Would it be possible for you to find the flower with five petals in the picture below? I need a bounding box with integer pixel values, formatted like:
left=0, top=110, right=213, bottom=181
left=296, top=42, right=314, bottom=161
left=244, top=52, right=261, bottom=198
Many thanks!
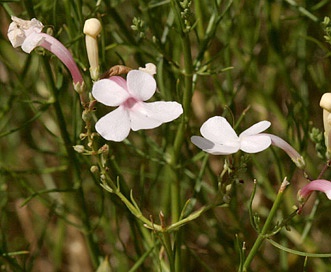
left=191, top=116, right=271, bottom=155
left=92, top=69, right=183, bottom=142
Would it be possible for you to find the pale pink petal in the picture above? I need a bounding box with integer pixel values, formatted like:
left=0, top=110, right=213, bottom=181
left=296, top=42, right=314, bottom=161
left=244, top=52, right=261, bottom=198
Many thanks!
left=129, top=101, right=182, bottom=131
left=191, top=136, right=240, bottom=155
left=21, top=32, right=44, bottom=53
left=126, top=70, right=156, bottom=101
left=95, top=107, right=131, bottom=142
left=239, top=121, right=271, bottom=137
left=240, top=134, right=271, bottom=153
left=92, top=77, right=130, bottom=106
left=200, top=116, right=238, bottom=145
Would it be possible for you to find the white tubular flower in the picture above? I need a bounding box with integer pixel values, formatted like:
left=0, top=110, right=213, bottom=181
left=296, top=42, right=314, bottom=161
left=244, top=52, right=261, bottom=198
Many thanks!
left=92, top=69, right=183, bottom=142
left=7, top=16, right=83, bottom=86
left=83, top=18, right=102, bottom=81
left=191, top=116, right=271, bottom=155
left=320, top=93, right=331, bottom=158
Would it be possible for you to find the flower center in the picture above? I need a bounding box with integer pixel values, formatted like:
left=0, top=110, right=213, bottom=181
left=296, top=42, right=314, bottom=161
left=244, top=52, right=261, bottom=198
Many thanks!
left=123, top=97, right=138, bottom=109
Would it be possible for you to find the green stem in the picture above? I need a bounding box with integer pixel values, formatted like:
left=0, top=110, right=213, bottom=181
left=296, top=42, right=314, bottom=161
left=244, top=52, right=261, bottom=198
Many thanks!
left=242, top=178, right=289, bottom=271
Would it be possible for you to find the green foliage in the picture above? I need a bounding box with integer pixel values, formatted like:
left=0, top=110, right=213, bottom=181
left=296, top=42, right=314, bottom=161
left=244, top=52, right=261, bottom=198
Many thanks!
left=1, top=0, right=331, bottom=271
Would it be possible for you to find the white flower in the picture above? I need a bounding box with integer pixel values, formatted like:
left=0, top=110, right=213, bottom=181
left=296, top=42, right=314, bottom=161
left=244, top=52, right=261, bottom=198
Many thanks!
left=92, top=70, right=183, bottom=142
left=191, top=116, right=271, bottom=155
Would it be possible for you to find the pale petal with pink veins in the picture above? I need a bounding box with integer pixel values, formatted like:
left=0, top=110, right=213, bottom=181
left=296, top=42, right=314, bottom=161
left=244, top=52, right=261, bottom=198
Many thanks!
left=92, top=77, right=130, bottom=107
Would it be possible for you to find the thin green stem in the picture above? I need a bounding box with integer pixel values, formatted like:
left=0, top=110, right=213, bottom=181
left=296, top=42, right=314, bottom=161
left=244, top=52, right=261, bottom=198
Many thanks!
left=242, top=178, right=289, bottom=271
left=42, top=59, right=100, bottom=268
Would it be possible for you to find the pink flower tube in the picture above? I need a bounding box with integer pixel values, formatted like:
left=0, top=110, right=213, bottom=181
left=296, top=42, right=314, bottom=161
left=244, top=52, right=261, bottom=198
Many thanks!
left=8, top=16, right=83, bottom=86
left=298, top=179, right=331, bottom=201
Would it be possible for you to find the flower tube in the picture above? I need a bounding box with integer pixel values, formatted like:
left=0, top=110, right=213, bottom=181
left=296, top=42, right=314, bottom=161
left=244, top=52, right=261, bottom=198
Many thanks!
left=260, top=133, right=305, bottom=169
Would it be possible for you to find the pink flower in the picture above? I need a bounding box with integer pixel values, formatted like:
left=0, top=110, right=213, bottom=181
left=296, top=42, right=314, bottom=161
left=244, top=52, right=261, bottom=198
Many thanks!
left=191, top=116, right=272, bottom=155
left=8, top=16, right=83, bottom=85
left=92, top=70, right=183, bottom=142
left=298, top=179, right=331, bottom=201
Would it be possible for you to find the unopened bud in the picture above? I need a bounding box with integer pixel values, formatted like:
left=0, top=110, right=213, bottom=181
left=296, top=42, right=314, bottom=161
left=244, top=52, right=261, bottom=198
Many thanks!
left=83, top=18, right=102, bottom=81
left=90, top=165, right=99, bottom=173
left=73, top=145, right=85, bottom=153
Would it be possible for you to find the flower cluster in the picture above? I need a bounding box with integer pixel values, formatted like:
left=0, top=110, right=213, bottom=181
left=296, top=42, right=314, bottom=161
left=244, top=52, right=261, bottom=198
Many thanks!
left=11, top=16, right=323, bottom=204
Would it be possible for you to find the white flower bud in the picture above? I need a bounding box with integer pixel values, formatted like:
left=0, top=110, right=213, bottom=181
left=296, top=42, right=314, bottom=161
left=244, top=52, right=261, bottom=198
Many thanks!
left=83, top=18, right=102, bottom=81
left=320, top=93, right=331, bottom=157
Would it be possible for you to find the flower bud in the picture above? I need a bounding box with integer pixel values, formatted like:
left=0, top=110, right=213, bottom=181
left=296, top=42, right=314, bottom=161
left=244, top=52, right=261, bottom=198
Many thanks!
left=90, top=165, right=99, bottom=173
left=83, top=18, right=102, bottom=81
left=320, top=93, right=331, bottom=158
left=73, top=145, right=85, bottom=153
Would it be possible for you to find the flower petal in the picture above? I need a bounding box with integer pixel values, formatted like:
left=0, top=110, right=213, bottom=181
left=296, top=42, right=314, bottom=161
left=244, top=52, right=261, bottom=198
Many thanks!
left=92, top=77, right=130, bottom=106
left=8, top=17, right=44, bottom=49
left=21, top=32, right=44, bottom=53
left=127, top=70, right=156, bottom=101
left=95, top=107, right=131, bottom=142
left=240, top=134, right=271, bottom=153
left=239, top=121, right=271, bottom=137
left=191, top=136, right=240, bottom=155
left=200, top=116, right=238, bottom=145
left=129, top=101, right=182, bottom=131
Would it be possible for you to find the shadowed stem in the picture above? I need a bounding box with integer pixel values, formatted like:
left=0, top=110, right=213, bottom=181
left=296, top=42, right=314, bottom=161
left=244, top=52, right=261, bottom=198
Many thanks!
left=42, top=59, right=100, bottom=268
